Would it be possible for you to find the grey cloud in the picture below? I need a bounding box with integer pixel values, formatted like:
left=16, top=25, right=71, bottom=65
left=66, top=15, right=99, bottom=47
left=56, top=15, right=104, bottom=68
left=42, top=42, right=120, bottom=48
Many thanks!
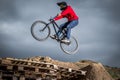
left=106, top=51, right=120, bottom=67
left=94, top=0, right=120, bottom=23
left=0, top=0, right=19, bottom=22
left=69, top=0, right=120, bottom=23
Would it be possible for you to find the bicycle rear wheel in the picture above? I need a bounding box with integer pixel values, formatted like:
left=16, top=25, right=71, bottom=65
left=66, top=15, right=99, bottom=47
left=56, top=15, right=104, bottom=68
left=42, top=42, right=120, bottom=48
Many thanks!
left=60, top=36, right=79, bottom=54
left=31, top=20, right=50, bottom=41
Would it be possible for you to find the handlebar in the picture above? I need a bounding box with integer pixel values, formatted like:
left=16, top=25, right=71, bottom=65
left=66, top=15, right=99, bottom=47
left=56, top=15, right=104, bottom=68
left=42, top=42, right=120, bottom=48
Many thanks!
left=49, top=14, right=58, bottom=22
left=48, top=19, right=54, bottom=24
left=49, top=18, right=55, bottom=23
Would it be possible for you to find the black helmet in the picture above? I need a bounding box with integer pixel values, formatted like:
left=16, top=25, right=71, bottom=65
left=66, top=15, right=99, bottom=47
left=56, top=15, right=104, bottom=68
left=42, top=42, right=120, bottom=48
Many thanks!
left=57, top=1, right=67, bottom=6
left=57, top=1, right=67, bottom=10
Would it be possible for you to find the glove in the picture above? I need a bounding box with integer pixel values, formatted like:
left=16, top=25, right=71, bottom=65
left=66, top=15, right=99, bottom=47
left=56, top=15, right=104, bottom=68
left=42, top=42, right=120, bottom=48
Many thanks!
left=49, top=18, right=54, bottom=22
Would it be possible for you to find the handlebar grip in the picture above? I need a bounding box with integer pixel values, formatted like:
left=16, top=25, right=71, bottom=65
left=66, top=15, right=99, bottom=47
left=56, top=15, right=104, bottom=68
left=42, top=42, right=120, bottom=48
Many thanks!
left=49, top=18, right=55, bottom=23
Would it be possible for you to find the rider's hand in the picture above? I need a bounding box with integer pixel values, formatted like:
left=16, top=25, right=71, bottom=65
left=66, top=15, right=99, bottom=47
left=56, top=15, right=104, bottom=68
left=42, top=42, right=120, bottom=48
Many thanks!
left=49, top=18, right=54, bottom=22
left=58, top=13, right=61, bottom=16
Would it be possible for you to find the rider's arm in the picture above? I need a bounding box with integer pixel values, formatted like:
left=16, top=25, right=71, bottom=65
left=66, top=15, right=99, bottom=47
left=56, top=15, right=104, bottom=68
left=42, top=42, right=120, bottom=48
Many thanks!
left=54, top=13, right=63, bottom=21
left=54, top=7, right=69, bottom=21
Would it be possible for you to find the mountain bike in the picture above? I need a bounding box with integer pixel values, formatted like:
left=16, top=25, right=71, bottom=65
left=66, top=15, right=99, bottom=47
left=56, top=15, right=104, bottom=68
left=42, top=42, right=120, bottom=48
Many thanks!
left=31, top=18, right=79, bottom=54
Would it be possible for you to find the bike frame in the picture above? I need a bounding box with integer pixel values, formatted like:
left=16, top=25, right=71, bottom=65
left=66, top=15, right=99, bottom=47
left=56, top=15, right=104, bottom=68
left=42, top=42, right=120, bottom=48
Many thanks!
left=51, top=21, right=59, bottom=35
left=43, top=20, right=66, bottom=40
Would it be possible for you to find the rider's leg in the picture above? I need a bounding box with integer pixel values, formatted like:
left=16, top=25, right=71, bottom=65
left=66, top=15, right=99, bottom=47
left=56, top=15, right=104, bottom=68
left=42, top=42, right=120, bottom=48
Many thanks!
left=67, top=20, right=78, bottom=39
left=61, top=20, right=78, bottom=42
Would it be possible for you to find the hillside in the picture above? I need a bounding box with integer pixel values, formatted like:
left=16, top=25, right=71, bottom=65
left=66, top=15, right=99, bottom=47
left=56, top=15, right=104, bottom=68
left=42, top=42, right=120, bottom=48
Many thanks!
left=105, top=66, right=120, bottom=80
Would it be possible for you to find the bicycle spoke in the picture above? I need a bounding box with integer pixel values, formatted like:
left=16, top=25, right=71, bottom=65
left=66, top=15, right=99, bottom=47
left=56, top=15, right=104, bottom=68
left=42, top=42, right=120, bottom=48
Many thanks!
left=31, top=21, right=50, bottom=41
left=60, top=36, right=79, bottom=54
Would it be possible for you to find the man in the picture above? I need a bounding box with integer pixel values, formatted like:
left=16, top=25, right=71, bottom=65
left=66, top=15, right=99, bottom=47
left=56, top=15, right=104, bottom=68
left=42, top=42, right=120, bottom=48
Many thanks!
left=51, top=1, right=79, bottom=43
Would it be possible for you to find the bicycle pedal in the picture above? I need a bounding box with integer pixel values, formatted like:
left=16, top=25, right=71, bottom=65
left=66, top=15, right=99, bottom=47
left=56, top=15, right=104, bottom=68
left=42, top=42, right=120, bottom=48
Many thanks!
left=50, top=36, right=55, bottom=39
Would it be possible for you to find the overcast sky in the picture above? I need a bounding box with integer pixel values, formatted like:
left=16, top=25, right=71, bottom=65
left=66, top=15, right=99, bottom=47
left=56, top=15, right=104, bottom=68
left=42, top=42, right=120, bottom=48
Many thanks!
left=0, top=0, right=120, bottom=67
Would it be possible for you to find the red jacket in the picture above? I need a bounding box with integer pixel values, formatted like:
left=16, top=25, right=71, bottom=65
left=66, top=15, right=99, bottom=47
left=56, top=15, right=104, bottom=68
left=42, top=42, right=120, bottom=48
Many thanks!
left=54, top=6, right=79, bottom=21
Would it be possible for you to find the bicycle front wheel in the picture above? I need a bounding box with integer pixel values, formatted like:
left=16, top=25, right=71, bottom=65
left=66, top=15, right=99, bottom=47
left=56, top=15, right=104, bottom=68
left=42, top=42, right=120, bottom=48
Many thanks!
left=31, top=20, right=50, bottom=41
left=60, top=36, right=79, bottom=54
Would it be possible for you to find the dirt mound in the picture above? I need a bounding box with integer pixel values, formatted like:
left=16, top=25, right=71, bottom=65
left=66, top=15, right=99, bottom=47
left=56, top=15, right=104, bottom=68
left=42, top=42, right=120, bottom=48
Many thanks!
left=26, top=56, right=114, bottom=80
left=76, top=60, right=114, bottom=80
